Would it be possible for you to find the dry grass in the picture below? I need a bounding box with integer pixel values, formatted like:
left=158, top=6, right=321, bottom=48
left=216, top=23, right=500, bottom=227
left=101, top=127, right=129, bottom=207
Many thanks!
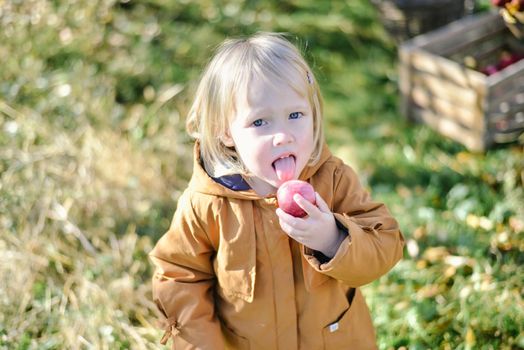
left=1, top=0, right=523, bottom=349
left=0, top=98, right=191, bottom=348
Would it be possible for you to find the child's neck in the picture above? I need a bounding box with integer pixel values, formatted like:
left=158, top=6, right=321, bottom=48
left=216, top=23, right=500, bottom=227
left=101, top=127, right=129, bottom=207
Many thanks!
left=243, top=176, right=277, bottom=197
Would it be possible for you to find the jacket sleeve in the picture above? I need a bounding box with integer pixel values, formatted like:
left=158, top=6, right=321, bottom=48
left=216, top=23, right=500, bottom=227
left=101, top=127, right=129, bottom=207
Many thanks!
left=305, top=162, right=405, bottom=287
left=149, top=191, right=224, bottom=349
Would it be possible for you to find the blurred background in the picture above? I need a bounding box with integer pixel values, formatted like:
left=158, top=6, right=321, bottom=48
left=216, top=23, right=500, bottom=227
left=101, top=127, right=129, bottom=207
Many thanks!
left=0, top=0, right=522, bottom=349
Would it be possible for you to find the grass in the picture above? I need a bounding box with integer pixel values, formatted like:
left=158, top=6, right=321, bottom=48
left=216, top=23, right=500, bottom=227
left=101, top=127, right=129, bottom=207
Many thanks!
left=1, top=0, right=523, bottom=349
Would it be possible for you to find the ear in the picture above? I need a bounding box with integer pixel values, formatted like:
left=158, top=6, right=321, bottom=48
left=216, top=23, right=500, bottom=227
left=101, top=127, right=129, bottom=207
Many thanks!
left=221, top=130, right=235, bottom=147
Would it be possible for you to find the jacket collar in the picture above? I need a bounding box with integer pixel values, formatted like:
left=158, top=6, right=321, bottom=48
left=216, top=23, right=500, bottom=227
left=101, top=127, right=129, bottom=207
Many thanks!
left=188, top=141, right=332, bottom=200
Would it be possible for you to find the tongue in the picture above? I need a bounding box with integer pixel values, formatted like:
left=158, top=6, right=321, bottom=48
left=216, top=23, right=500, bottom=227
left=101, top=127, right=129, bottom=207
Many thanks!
left=274, top=156, right=296, bottom=182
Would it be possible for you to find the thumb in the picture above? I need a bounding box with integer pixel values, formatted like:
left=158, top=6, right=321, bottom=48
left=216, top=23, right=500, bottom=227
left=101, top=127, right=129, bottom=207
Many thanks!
left=314, top=192, right=331, bottom=213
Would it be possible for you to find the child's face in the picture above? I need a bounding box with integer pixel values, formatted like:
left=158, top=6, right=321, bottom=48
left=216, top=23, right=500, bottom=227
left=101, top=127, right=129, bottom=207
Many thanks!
left=223, top=78, right=315, bottom=195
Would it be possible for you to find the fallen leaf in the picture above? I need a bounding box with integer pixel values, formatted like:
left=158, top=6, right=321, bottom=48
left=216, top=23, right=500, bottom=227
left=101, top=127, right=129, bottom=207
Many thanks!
left=423, top=246, right=449, bottom=262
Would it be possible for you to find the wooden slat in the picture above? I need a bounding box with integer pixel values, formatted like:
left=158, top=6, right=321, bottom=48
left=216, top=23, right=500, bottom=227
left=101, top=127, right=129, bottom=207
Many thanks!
left=410, top=86, right=485, bottom=131
left=441, top=27, right=508, bottom=62
left=448, top=31, right=507, bottom=64
left=407, top=48, right=486, bottom=91
left=487, top=86, right=524, bottom=114
left=487, top=59, right=524, bottom=94
left=492, top=130, right=524, bottom=143
left=411, top=72, right=481, bottom=107
left=488, top=109, right=524, bottom=132
left=401, top=12, right=504, bottom=55
left=411, top=106, right=486, bottom=151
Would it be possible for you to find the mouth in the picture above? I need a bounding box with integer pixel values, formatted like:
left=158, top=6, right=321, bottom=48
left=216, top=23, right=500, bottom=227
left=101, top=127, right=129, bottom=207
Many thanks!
left=272, top=153, right=294, bottom=164
left=272, top=154, right=296, bottom=182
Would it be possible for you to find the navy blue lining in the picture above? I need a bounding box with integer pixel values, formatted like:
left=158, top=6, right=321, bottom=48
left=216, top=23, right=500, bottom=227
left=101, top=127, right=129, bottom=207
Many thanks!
left=211, top=174, right=251, bottom=191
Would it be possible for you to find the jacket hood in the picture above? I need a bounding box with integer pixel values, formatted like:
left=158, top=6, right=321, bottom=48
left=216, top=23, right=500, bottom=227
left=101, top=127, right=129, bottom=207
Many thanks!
left=188, top=141, right=332, bottom=200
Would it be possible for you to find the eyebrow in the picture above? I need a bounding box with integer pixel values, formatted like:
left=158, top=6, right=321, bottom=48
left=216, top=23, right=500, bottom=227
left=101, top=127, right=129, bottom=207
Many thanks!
left=245, top=105, right=309, bottom=120
left=286, top=104, right=309, bottom=112
left=245, top=108, right=269, bottom=121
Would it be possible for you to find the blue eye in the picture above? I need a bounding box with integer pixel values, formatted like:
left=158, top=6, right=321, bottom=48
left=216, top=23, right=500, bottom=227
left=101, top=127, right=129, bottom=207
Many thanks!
left=289, top=112, right=303, bottom=119
left=252, top=119, right=264, bottom=127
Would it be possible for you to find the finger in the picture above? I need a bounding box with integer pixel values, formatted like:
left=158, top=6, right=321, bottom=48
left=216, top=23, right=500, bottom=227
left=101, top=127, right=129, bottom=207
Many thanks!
left=276, top=213, right=304, bottom=238
left=276, top=208, right=309, bottom=231
left=276, top=207, right=296, bottom=221
left=293, top=194, right=320, bottom=218
left=277, top=219, right=295, bottom=236
left=314, top=192, right=331, bottom=213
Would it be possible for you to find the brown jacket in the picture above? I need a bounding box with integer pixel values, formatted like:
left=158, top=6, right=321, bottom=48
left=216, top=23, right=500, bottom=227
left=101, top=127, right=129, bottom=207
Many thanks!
left=150, top=143, right=405, bottom=350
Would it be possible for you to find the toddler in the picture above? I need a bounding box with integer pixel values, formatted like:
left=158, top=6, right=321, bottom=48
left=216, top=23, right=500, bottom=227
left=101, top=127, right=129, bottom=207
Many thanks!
left=150, top=32, right=405, bottom=350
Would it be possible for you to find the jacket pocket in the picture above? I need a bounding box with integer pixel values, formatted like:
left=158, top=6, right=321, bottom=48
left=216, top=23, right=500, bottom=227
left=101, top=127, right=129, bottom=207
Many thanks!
left=222, top=324, right=250, bottom=350
left=322, top=288, right=377, bottom=350
left=321, top=304, right=353, bottom=350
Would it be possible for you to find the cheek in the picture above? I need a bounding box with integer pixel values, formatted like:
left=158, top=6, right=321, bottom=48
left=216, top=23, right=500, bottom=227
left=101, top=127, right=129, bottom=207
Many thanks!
left=242, top=139, right=270, bottom=167
left=297, top=119, right=314, bottom=140
left=234, top=133, right=266, bottom=159
left=298, top=122, right=315, bottom=157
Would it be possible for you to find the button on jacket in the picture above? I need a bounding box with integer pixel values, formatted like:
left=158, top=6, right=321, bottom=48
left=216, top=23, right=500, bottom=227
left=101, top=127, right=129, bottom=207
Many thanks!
left=150, top=143, right=405, bottom=349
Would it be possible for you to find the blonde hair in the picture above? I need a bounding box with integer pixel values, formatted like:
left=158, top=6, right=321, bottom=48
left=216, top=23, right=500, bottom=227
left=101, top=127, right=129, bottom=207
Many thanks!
left=186, top=32, right=324, bottom=177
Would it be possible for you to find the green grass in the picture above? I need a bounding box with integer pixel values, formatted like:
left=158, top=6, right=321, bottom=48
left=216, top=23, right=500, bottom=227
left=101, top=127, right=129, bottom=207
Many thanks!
left=1, top=0, right=523, bottom=349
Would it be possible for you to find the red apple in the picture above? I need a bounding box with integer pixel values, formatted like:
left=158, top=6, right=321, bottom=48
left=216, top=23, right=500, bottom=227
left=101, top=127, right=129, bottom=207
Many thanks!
left=481, top=64, right=499, bottom=76
left=277, top=180, right=316, bottom=218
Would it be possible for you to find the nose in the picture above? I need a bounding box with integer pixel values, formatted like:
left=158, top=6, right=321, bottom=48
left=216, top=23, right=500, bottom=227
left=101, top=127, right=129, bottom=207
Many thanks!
left=273, top=129, right=294, bottom=146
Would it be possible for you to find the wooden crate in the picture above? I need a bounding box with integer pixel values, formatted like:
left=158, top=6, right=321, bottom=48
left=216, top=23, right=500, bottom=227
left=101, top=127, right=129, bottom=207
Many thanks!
left=399, top=11, right=524, bottom=151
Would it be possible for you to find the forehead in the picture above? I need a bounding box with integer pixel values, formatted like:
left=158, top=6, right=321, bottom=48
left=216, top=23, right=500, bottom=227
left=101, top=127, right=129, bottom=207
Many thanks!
left=248, top=79, right=306, bottom=106
left=237, top=68, right=308, bottom=105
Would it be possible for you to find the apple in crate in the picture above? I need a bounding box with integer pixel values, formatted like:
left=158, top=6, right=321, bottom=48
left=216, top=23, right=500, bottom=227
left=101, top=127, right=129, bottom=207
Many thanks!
left=277, top=180, right=316, bottom=217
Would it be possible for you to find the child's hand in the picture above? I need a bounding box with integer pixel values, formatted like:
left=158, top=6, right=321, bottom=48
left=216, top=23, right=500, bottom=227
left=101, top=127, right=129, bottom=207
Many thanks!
left=276, top=192, right=346, bottom=258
